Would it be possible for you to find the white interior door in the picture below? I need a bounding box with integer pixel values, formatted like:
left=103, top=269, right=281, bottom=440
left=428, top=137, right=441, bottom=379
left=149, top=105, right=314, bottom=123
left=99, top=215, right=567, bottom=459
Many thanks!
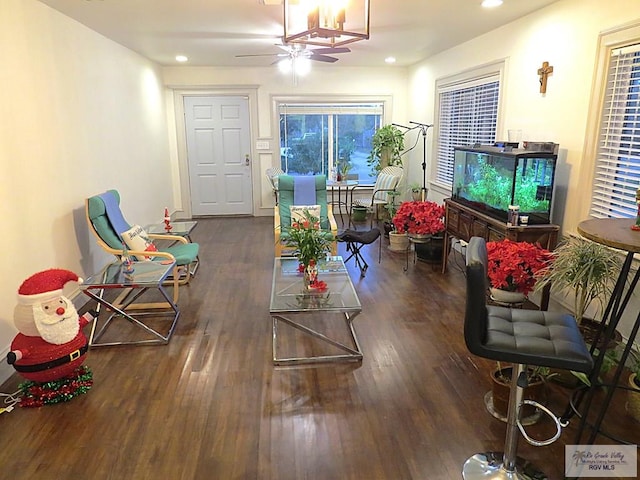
left=184, top=96, right=252, bottom=216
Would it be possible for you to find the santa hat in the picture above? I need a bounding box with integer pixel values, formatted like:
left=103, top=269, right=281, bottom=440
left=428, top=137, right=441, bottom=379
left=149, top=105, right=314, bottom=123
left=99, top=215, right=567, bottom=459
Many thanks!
left=16, top=269, right=83, bottom=306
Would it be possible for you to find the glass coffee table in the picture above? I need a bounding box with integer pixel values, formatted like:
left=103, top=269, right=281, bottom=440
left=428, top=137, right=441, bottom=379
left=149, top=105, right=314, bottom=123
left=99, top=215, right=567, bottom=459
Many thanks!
left=270, top=256, right=363, bottom=366
left=81, top=260, right=180, bottom=347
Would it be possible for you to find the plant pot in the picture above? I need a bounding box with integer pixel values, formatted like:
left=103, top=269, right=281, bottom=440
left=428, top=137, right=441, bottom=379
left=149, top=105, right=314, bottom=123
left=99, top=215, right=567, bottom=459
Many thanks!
left=626, top=373, right=640, bottom=423
left=489, top=367, right=545, bottom=420
left=351, top=206, right=368, bottom=223
left=388, top=231, right=409, bottom=252
left=489, top=287, right=526, bottom=304
left=578, top=317, right=623, bottom=351
left=415, top=234, right=444, bottom=264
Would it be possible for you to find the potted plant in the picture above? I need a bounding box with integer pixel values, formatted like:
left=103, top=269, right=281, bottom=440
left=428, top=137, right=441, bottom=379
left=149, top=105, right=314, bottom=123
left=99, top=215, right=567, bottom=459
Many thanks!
left=408, top=183, right=423, bottom=201
left=392, top=201, right=445, bottom=237
left=534, top=236, right=622, bottom=340
left=627, top=353, right=640, bottom=423
left=282, top=210, right=333, bottom=290
left=366, top=125, right=405, bottom=175
left=486, top=239, right=552, bottom=304
left=488, top=363, right=556, bottom=421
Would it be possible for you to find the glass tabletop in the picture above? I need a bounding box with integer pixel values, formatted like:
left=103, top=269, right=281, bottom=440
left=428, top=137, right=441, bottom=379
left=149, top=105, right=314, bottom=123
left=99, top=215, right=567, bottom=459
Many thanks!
left=82, top=260, right=175, bottom=288
left=270, top=256, right=361, bottom=313
left=146, top=220, right=198, bottom=236
left=327, top=180, right=359, bottom=188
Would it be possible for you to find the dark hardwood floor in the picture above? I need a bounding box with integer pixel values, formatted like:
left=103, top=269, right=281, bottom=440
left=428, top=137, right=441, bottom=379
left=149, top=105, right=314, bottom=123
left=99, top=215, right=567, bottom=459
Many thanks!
left=1, top=216, right=637, bottom=479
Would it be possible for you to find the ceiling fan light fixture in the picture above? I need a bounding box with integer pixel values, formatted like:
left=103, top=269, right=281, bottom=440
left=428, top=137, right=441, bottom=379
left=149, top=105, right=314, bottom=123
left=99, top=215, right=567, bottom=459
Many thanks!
left=295, top=57, right=312, bottom=76
left=481, top=0, right=503, bottom=8
left=284, top=0, right=370, bottom=48
left=278, top=58, right=293, bottom=73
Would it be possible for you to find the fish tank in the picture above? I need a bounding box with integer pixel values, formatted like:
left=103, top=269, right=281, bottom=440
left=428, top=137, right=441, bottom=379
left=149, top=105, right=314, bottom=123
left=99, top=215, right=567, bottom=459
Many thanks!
left=452, top=145, right=558, bottom=225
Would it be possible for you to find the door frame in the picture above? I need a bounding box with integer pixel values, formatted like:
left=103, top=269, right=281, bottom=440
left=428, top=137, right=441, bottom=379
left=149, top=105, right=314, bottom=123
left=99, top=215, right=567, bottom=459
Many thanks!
left=171, top=87, right=260, bottom=219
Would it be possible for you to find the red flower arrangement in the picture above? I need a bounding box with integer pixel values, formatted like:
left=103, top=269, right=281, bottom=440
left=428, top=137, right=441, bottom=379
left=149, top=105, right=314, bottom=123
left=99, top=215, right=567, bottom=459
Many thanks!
left=392, top=201, right=446, bottom=235
left=486, top=239, right=552, bottom=295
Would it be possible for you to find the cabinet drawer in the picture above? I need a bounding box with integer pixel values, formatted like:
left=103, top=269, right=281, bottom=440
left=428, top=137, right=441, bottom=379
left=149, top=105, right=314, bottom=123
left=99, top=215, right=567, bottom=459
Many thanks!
left=488, top=228, right=505, bottom=242
left=472, top=220, right=488, bottom=239
left=459, top=212, right=473, bottom=241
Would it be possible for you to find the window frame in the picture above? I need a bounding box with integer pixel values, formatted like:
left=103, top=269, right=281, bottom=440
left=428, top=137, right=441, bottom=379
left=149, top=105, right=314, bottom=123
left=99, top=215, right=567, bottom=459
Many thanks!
left=431, top=61, right=505, bottom=194
left=272, top=95, right=392, bottom=186
left=584, top=21, right=640, bottom=219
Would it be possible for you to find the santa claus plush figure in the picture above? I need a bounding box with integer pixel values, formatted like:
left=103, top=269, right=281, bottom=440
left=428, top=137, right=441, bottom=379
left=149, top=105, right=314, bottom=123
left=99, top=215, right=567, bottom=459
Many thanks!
left=6, top=269, right=95, bottom=406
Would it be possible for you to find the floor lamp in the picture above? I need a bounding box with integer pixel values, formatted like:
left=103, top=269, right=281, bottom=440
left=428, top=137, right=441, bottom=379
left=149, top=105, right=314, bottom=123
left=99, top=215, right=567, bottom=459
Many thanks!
left=393, top=121, right=433, bottom=201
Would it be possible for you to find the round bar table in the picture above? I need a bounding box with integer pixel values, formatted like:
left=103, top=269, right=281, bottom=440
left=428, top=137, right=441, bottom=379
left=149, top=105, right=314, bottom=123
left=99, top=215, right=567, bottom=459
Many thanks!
left=573, top=217, right=640, bottom=445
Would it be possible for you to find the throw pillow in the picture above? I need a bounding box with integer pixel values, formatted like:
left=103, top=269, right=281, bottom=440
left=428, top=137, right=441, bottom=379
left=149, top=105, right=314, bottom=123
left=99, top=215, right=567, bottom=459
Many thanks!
left=121, top=225, right=159, bottom=260
left=289, top=205, right=321, bottom=224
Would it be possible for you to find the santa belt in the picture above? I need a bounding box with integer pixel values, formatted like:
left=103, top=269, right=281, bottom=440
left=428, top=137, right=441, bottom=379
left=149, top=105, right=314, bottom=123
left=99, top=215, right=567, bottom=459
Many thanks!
left=13, top=343, right=89, bottom=373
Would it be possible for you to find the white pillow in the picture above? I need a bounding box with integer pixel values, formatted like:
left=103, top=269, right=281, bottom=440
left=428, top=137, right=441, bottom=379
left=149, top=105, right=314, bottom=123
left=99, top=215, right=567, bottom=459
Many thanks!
left=289, top=205, right=321, bottom=224
left=121, top=225, right=159, bottom=260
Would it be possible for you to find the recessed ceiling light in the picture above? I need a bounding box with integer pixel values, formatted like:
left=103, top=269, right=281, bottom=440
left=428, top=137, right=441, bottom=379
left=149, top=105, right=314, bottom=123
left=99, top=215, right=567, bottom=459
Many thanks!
left=482, top=0, right=503, bottom=7
left=175, top=55, right=188, bottom=63
left=385, top=56, right=396, bottom=64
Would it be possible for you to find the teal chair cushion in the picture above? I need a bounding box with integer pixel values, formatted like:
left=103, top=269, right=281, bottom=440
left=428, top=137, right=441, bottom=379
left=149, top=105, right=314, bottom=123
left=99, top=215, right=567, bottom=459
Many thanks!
left=277, top=175, right=330, bottom=230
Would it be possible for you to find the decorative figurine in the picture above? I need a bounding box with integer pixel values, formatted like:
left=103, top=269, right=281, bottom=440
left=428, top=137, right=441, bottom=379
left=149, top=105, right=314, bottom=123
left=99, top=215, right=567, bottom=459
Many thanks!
left=632, top=187, right=640, bottom=231
left=164, top=207, right=172, bottom=232
left=7, top=269, right=95, bottom=406
left=121, top=242, right=135, bottom=276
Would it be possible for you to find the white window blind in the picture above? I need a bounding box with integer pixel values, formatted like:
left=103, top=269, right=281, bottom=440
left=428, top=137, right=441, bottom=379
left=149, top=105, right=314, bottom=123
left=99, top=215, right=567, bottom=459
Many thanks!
left=436, top=78, right=500, bottom=186
left=590, top=43, right=640, bottom=218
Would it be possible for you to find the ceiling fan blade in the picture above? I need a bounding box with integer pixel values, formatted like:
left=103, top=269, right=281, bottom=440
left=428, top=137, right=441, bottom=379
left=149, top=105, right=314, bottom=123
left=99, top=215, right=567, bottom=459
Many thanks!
left=310, top=54, right=339, bottom=63
left=310, top=47, right=351, bottom=55
left=235, top=53, right=287, bottom=58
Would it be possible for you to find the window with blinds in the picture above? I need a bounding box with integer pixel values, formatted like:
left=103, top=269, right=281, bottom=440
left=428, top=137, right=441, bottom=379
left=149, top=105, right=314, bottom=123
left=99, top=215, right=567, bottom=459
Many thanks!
left=590, top=43, right=640, bottom=218
left=435, top=77, right=500, bottom=187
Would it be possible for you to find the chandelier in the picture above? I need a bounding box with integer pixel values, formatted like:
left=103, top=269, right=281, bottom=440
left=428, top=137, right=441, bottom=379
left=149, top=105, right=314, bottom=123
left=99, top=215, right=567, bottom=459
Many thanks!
left=283, top=0, right=370, bottom=48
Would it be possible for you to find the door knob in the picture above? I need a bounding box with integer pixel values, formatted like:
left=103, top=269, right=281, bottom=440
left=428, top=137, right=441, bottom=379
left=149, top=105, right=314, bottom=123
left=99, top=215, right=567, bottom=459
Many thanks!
left=245, top=154, right=250, bottom=166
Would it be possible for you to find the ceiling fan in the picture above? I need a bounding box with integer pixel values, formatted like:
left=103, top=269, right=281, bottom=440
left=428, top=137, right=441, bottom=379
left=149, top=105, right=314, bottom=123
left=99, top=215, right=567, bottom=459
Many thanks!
left=236, top=43, right=351, bottom=64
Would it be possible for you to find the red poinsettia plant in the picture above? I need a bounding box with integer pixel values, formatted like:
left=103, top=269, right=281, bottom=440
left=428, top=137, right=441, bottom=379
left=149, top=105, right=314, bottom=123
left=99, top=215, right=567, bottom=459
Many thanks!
left=486, top=239, right=552, bottom=295
left=392, top=201, right=446, bottom=235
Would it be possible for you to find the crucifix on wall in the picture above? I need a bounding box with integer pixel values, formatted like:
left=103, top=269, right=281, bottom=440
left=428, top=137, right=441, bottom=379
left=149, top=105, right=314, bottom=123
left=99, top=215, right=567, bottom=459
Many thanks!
left=537, top=61, right=554, bottom=94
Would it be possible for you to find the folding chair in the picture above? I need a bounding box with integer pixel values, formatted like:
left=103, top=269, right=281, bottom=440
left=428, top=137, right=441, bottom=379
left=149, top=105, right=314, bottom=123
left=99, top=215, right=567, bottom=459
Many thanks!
left=337, top=228, right=381, bottom=277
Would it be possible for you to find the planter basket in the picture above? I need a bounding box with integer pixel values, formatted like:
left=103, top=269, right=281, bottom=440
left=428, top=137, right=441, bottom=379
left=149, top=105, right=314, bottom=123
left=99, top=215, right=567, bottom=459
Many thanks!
left=388, top=232, right=409, bottom=252
left=351, top=206, right=368, bottom=223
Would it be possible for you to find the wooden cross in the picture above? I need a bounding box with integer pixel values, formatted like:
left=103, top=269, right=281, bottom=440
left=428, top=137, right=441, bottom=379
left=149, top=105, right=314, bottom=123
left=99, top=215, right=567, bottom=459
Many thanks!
left=537, top=61, right=554, bottom=94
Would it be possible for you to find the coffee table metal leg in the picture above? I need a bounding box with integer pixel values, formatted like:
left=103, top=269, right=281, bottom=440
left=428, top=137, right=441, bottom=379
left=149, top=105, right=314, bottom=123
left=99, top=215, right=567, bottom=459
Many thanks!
left=272, top=311, right=362, bottom=366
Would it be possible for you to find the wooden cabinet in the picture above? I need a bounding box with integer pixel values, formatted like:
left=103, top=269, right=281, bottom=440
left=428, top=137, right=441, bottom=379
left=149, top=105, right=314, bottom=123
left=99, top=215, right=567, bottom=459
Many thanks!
left=442, top=198, right=559, bottom=309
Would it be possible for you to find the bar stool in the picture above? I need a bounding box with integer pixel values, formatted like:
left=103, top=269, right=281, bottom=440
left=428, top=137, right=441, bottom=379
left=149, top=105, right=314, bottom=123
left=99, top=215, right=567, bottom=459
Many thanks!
left=462, top=237, right=593, bottom=480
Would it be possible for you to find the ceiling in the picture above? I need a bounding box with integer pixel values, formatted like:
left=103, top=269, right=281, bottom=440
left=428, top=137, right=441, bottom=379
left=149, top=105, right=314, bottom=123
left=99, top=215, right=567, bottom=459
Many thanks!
left=38, top=0, right=561, bottom=68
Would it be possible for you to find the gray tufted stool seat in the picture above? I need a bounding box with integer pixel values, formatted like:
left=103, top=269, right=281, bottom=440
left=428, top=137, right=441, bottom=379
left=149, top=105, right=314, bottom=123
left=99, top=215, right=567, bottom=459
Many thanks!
left=462, top=237, right=593, bottom=480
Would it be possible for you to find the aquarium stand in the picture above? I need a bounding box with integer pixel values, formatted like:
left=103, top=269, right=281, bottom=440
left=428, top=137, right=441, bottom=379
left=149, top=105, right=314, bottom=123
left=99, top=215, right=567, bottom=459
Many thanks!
left=442, top=198, right=559, bottom=310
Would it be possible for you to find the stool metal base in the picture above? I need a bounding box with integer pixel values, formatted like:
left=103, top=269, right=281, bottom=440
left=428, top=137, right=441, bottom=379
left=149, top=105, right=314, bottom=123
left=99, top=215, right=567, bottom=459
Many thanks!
left=463, top=452, right=547, bottom=480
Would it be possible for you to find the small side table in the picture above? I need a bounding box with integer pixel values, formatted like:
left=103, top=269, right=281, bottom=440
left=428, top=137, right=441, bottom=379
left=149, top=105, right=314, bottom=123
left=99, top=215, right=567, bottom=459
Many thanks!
left=147, top=220, right=199, bottom=275
left=404, top=234, right=432, bottom=272
left=328, top=180, right=358, bottom=226
left=81, top=260, right=180, bottom=347
left=571, top=218, right=640, bottom=445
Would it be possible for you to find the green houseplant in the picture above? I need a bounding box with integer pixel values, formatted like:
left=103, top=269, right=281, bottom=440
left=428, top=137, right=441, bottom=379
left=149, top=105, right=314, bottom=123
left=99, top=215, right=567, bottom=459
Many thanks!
left=534, top=235, right=623, bottom=386
left=367, top=125, right=405, bottom=175
left=534, top=236, right=622, bottom=327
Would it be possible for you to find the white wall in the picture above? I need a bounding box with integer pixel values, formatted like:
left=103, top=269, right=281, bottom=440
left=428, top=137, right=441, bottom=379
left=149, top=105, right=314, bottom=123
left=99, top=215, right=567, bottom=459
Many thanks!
left=162, top=66, right=409, bottom=214
left=0, top=1, right=174, bottom=383
left=406, top=0, right=640, bottom=340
